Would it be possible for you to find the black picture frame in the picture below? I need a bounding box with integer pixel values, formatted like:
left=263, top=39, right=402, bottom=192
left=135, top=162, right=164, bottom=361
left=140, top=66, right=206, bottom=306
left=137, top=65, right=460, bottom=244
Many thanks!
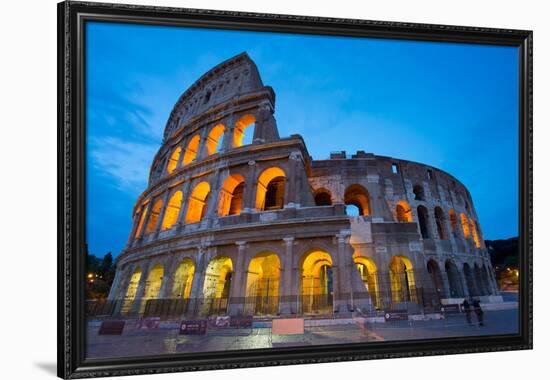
left=57, top=1, right=533, bottom=378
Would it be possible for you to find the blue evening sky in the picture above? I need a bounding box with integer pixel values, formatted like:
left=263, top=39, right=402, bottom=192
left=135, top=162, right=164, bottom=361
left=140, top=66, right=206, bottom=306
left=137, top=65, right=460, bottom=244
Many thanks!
left=86, top=22, right=519, bottom=258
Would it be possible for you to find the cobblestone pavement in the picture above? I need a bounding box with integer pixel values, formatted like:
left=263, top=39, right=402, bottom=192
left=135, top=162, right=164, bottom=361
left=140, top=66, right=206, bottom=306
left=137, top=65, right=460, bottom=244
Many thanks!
left=86, top=309, right=518, bottom=359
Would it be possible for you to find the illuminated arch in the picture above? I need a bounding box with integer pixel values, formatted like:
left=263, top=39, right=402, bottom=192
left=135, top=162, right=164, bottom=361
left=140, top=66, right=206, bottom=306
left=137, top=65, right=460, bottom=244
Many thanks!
left=353, top=254, right=379, bottom=307
left=389, top=256, right=416, bottom=303
left=161, top=191, right=183, bottom=230
left=171, top=258, right=195, bottom=299
left=344, top=184, right=370, bottom=216
left=166, top=146, right=181, bottom=174
left=203, top=256, right=233, bottom=315
left=255, top=167, right=286, bottom=211
left=218, top=174, right=245, bottom=216
left=205, top=124, right=225, bottom=155
left=301, top=249, right=334, bottom=314
left=245, top=252, right=280, bottom=315
left=182, top=134, right=200, bottom=165
left=396, top=200, right=412, bottom=222
left=134, top=204, right=148, bottom=238
left=233, top=114, right=256, bottom=147
left=145, top=199, right=163, bottom=234
left=460, top=213, right=470, bottom=239
left=470, top=218, right=480, bottom=247
left=434, top=207, right=448, bottom=240
left=314, top=188, right=332, bottom=206
left=140, top=263, right=164, bottom=313
left=122, top=267, right=142, bottom=314
left=185, top=182, right=210, bottom=223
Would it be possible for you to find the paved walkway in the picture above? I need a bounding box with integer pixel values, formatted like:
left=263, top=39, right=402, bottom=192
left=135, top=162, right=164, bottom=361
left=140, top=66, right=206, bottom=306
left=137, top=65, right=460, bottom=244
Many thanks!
left=86, top=309, right=518, bottom=359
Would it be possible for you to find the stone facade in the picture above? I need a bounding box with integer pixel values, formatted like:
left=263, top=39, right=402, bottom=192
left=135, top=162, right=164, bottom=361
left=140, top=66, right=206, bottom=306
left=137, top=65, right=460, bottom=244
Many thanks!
left=108, top=52, right=500, bottom=318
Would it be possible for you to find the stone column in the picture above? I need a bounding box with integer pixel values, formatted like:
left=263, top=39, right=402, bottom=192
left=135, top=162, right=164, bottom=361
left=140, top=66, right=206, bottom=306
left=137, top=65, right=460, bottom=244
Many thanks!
left=228, top=241, right=247, bottom=316
left=205, top=170, right=222, bottom=227
left=222, top=114, right=235, bottom=151
left=188, top=247, right=208, bottom=316
left=242, top=160, right=257, bottom=212
left=438, top=260, right=452, bottom=299
left=153, top=191, right=171, bottom=237
left=458, top=267, right=471, bottom=299
left=107, top=266, right=125, bottom=301
left=130, top=264, right=151, bottom=315
left=334, top=232, right=352, bottom=313
left=136, top=202, right=152, bottom=241
left=176, top=180, right=192, bottom=228
left=285, top=153, right=299, bottom=207
left=197, top=126, right=211, bottom=160
left=279, top=237, right=294, bottom=315
left=158, top=256, right=177, bottom=299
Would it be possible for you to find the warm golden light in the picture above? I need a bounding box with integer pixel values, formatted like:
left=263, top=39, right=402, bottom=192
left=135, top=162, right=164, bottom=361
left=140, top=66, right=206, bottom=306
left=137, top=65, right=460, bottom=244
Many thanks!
left=344, top=184, right=370, bottom=216
left=182, top=134, right=200, bottom=165
left=470, top=218, right=480, bottom=248
left=171, top=258, right=195, bottom=299
left=145, top=199, right=163, bottom=234
left=140, top=263, right=164, bottom=313
left=233, top=114, right=256, bottom=147
left=185, top=181, right=210, bottom=223
left=205, top=124, right=225, bottom=155
left=161, top=190, right=183, bottom=230
left=122, top=268, right=142, bottom=314
left=301, top=249, right=333, bottom=314
left=389, top=256, right=416, bottom=303
left=245, top=252, right=280, bottom=315
left=166, top=146, right=181, bottom=174
left=218, top=174, right=245, bottom=216
left=460, top=213, right=470, bottom=239
left=396, top=200, right=412, bottom=222
left=203, top=256, right=233, bottom=300
left=255, top=167, right=286, bottom=211
left=134, top=205, right=148, bottom=238
left=353, top=255, right=379, bottom=306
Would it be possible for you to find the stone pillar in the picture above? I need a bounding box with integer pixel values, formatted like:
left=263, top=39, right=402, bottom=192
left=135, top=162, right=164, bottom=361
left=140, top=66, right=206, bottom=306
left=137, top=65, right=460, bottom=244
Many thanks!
left=285, top=153, right=299, bottom=207
left=334, top=232, right=352, bottom=313
left=279, top=237, right=294, bottom=315
left=228, top=241, right=247, bottom=315
left=197, top=126, right=211, bottom=160
left=242, top=160, right=257, bottom=212
left=188, top=247, right=208, bottom=316
left=153, top=191, right=171, bottom=237
left=221, top=115, right=235, bottom=151
left=176, top=180, right=192, bottom=228
left=130, top=264, right=151, bottom=315
left=438, top=260, right=452, bottom=299
left=136, top=202, right=152, bottom=241
left=205, top=170, right=222, bottom=226
left=458, top=268, right=471, bottom=299
left=158, top=256, right=177, bottom=298
left=107, top=266, right=125, bottom=301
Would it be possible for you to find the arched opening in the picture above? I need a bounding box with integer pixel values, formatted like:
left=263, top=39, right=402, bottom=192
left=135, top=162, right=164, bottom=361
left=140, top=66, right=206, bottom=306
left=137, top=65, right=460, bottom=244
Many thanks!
left=218, top=174, right=245, bottom=216
left=389, top=256, right=416, bottom=303
left=185, top=182, right=210, bottom=223
left=396, top=200, right=413, bottom=222
left=413, top=184, right=425, bottom=201
left=171, top=258, right=195, bottom=299
left=463, top=263, right=478, bottom=297
left=301, top=250, right=333, bottom=314
left=314, top=188, right=332, bottom=206
left=161, top=191, right=183, bottom=230
left=182, top=134, right=200, bottom=165
left=122, top=268, right=142, bottom=314
left=417, top=205, right=431, bottom=239
left=434, top=207, right=448, bottom=240
left=427, top=260, right=445, bottom=299
left=134, top=205, right=148, bottom=238
left=449, top=209, right=458, bottom=237
left=445, top=260, right=464, bottom=298
left=245, top=252, right=280, bottom=315
left=145, top=199, right=163, bottom=234
left=205, top=124, right=225, bottom=155
left=344, top=184, right=370, bottom=216
left=460, top=213, right=471, bottom=239
left=233, top=114, right=256, bottom=147
left=166, top=147, right=181, bottom=174
left=255, top=167, right=286, bottom=211
left=140, top=263, right=164, bottom=313
left=353, top=255, right=379, bottom=307
left=470, top=218, right=480, bottom=247
left=203, top=256, right=233, bottom=315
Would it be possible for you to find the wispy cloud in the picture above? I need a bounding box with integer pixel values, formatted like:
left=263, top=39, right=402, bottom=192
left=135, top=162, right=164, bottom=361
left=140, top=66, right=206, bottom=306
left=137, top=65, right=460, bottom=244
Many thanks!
left=90, top=137, right=158, bottom=194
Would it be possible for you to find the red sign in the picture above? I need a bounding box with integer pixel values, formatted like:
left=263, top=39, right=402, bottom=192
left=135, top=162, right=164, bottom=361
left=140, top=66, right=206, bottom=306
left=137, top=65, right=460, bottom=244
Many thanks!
left=179, top=320, right=207, bottom=335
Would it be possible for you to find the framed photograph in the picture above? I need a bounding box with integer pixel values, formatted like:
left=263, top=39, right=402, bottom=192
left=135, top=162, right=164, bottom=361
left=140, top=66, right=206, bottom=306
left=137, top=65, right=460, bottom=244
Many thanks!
left=57, top=1, right=532, bottom=378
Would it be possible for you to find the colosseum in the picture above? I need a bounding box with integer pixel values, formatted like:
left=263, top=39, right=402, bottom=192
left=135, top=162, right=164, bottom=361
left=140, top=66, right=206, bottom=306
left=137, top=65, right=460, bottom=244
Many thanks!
left=106, top=52, right=502, bottom=319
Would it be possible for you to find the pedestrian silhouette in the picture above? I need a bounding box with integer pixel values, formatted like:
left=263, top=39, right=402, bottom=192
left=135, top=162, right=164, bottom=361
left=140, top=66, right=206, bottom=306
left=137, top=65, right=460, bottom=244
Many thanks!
left=472, top=298, right=484, bottom=326
left=462, top=298, right=472, bottom=325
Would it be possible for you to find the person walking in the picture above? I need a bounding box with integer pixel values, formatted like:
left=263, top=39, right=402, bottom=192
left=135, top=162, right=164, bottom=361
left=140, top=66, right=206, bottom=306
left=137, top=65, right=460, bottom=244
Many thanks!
left=462, top=298, right=472, bottom=325
left=472, top=298, right=484, bottom=326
